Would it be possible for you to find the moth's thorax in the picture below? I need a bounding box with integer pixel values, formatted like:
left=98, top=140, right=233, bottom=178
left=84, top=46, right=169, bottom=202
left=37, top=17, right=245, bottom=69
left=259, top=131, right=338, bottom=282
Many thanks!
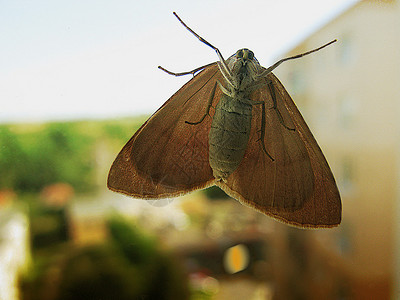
left=226, top=48, right=261, bottom=92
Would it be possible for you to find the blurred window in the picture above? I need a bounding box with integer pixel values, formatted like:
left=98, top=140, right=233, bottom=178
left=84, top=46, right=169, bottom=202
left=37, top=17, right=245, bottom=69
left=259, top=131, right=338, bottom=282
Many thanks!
left=338, top=35, right=354, bottom=66
left=338, top=94, right=358, bottom=129
left=289, top=69, right=306, bottom=95
left=339, top=156, right=355, bottom=195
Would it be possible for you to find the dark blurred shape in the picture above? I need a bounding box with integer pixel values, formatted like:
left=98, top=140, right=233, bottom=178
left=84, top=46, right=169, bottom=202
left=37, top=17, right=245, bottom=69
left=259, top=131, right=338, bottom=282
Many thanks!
left=108, top=217, right=190, bottom=300
left=29, top=206, right=69, bottom=249
left=28, top=183, right=73, bottom=249
left=20, top=216, right=190, bottom=300
left=58, top=245, right=142, bottom=300
left=203, top=186, right=229, bottom=200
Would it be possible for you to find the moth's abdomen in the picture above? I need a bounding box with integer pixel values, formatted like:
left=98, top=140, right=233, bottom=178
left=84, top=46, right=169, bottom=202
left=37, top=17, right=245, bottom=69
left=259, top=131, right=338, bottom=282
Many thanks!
left=209, top=95, right=252, bottom=180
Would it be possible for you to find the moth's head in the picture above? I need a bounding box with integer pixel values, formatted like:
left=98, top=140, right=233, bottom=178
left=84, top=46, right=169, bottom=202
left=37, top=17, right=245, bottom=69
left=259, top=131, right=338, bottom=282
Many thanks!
left=226, top=48, right=260, bottom=90
left=235, top=48, right=255, bottom=61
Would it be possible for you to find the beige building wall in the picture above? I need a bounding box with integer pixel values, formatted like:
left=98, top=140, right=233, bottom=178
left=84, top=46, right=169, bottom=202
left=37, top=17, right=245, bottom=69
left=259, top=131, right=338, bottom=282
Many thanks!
left=274, top=0, right=400, bottom=298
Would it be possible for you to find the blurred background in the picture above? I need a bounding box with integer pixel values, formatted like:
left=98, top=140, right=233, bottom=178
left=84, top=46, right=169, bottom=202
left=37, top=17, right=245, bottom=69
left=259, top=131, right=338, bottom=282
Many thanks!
left=1, top=0, right=399, bottom=299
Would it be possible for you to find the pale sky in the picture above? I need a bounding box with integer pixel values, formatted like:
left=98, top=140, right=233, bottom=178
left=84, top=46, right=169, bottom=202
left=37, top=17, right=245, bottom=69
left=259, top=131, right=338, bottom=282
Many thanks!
left=0, top=0, right=358, bottom=123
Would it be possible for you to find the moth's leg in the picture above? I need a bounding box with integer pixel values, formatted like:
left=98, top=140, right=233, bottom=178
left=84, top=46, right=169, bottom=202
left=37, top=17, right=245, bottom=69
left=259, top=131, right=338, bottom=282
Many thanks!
left=159, top=62, right=235, bottom=90
left=244, top=80, right=266, bottom=94
left=256, top=100, right=274, bottom=161
left=217, top=80, right=232, bottom=97
left=185, top=81, right=218, bottom=125
left=243, top=98, right=274, bottom=161
left=217, top=62, right=236, bottom=90
left=158, top=62, right=216, bottom=77
left=268, top=82, right=295, bottom=131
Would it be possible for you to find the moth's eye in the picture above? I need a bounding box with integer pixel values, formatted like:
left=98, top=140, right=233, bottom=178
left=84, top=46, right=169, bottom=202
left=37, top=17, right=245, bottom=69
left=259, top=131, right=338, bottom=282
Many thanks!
left=247, top=51, right=254, bottom=60
left=236, top=50, right=244, bottom=58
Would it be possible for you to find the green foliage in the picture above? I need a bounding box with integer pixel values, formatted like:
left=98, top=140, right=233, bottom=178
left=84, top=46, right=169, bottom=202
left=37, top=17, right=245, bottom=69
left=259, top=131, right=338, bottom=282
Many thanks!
left=101, top=116, right=147, bottom=142
left=57, top=245, right=142, bottom=300
left=0, top=123, right=95, bottom=193
left=108, top=216, right=158, bottom=265
left=0, top=117, right=145, bottom=194
left=0, top=126, right=27, bottom=189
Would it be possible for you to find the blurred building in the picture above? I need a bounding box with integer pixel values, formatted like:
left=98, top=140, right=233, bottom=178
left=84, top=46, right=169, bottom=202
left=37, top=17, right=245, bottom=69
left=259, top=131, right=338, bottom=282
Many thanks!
left=274, top=0, right=400, bottom=299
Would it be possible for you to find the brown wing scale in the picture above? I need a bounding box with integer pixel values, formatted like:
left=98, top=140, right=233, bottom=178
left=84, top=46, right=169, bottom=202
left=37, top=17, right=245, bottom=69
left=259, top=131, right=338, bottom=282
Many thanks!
left=217, top=72, right=341, bottom=228
left=108, top=63, right=224, bottom=198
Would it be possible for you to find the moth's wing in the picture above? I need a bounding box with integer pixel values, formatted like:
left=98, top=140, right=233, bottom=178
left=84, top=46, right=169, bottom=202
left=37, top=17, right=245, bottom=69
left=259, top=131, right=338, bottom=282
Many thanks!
left=108, top=63, right=224, bottom=199
left=217, top=72, right=341, bottom=228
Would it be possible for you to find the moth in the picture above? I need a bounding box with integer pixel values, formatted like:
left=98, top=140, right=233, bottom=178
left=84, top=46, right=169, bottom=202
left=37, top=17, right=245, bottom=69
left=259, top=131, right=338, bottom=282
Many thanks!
left=108, top=12, right=341, bottom=228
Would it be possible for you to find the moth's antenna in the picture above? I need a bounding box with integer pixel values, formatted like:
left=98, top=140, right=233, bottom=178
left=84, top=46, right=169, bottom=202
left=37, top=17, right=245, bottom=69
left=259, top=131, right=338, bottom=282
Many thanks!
left=171, top=12, right=233, bottom=82
left=172, top=13, right=225, bottom=64
left=261, top=40, right=337, bottom=75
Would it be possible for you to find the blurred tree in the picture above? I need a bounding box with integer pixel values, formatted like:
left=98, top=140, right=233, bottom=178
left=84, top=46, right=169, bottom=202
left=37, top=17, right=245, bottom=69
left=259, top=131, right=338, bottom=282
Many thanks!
left=27, top=123, right=96, bottom=193
left=0, top=118, right=148, bottom=194
left=0, top=122, right=96, bottom=193
left=101, top=117, right=147, bottom=143
left=0, top=126, right=28, bottom=189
